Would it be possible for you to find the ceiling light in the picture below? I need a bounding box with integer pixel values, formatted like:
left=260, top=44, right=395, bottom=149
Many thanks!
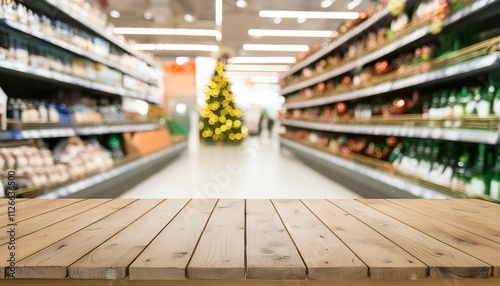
left=216, top=0, right=223, bottom=26
left=228, top=57, right=297, bottom=64
left=297, top=17, right=307, bottom=24
left=236, top=0, right=248, bottom=8
left=243, top=44, right=309, bottom=52
left=273, top=17, right=282, bottom=24
left=176, top=57, right=189, bottom=65
left=135, top=44, right=220, bottom=52
left=225, top=65, right=289, bottom=72
left=320, top=0, right=335, bottom=8
left=114, top=28, right=219, bottom=37
left=248, top=29, right=333, bottom=37
left=109, top=10, right=120, bottom=18
left=347, top=0, right=363, bottom=10
left=259, top=10, right=359, bottom=19
left=143, top=12, right=153, bottom=20
left=184, top=14, right=195, bottom=22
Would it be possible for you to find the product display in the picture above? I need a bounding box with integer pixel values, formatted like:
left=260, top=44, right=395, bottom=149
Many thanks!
left=279, top=0, right=500, bottom=200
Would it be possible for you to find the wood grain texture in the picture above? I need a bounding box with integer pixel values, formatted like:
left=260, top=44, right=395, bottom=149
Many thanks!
left=246, top=199, right=306, bottom=280
left=0, top=199, right=109, bottom=246
left=302, top=199, right=427, bottom=279
left=9, top=199, right=84, bottom=221
left=272, top=199, right=368, bottom=280
left=417, top=200, right=500, bottom=227
left=16, top=200, right=163, bottom=279
left=330, top=200, right=491, bottom=279
left=389, top=199, right=500, bottom=244
left=0, top=199, right=136, bottom=279
left=0, top=198, right=50, bottom=216
left=187, top=199, right=245, bottom=280
left=69, top=199, right=190, bottom=279
left=2, top=279, right=500, bottom=286
left=129, top=199, right=217, bottom=280
left=361, top=199, right=500, bottom=277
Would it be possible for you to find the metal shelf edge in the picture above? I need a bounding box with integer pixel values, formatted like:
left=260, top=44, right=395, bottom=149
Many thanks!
left=280, top=137, right=451, bottom=199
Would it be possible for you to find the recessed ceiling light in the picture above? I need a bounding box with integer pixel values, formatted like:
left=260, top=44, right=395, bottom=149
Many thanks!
left=248, top=29, right=333, bottom=37
left=236, top=0, right=248, bottom=8
left=297, top=17, right=307, bottom=24
left=243, top=44, right=309, bottom=52
left=347, top=0, right=363, bottom=10
left=135, top=44, right=220, bottom=52
left=273, top=17, right=282, bottom=24
left=228, top=57, right=297, bottom=64
left=184, top=14, right=195, bottom=22
left=176, top=57, right=189, bottom=65
left=259, top=10, right=359, bottom=19
left=320, top=0, right=335, bottom=8
left=114, top=27, right=219, bottom=37
left=143, top=12, right=153, bottom=20
left=109, top=10, right=121, bottom=18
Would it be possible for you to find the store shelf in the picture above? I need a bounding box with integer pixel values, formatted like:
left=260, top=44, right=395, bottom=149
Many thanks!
left=0, top=123, right=164, bottom=141
left=280, top=137, right=451, bottom=199
left=0, top=19, right=158, bottom=86
left=280, top=119, right=500, bottom=145
left=284, top=53, right=500, bottom=109
left=38, top=141, right=188, bottom=198
left=280, top=0, right=499, bottom=95
left=0, top=59, right=161, bottom=104
left=17, top=0, right=158, bottom=67
left=280, top=8, right=392, bottom=79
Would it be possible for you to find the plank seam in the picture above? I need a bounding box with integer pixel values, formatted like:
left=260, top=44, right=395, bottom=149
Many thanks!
left=269, top=199, right=309, bottom=280
left=244, top=199, right=248, bottom=279
left=122, top=199, right=193, bottom=279
left=185, top=199, right=220, bottom=280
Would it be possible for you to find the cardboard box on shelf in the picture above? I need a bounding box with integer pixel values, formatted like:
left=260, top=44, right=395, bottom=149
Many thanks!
left=123, top=129, right=172, bottom=157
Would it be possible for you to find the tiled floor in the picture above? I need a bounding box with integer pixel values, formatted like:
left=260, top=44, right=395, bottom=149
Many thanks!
left=120, top=134, right=360, bottom=199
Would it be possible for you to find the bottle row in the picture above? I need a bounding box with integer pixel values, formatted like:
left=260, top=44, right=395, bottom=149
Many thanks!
left=281, top=81, right=500, bottom=124
left=0, top=134, right=126, bottom=195
left=283, top=0, right=457, bottom=85
left=0, top=0, right=158, bottom=82
left=283, top=127, right=500, bottom=199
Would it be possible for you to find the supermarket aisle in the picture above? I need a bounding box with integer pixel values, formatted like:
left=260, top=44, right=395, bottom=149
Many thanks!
left=120, top=134, right=360, bottom=199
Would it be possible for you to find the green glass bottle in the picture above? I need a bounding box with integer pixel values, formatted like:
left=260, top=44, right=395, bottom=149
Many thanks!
left=494, top=88, right=500, bottom=116
left=451, top=147, right=472, bottom=193
left=467, top=87, right=482, bottom=116
left=440, top=141, right=456, bottom=186
left=428, top=141, right=442, bottom=183
left=466, top=144, right=489, bottom=196
left=477, top=84, right=494, bottom=118
left=490, top=149, right=500, bottom=199
left=428, top=92, right=440, bottom=120
left=440, top=90, right=452, bottom=118
left=461, top=87, right=475, bottom=116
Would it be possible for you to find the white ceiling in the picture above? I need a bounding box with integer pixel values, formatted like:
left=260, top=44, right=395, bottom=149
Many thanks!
left=89, top=0, right=376, bottom=60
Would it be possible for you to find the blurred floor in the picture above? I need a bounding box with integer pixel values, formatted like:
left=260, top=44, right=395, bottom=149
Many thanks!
left=119, top=132, right=360, bottom=199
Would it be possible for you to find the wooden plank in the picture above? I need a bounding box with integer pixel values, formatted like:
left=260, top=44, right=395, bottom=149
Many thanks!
left=0, top=199, right=108, bottom=244
left=361, top=199, right=500, bottom=277
left=0, top=199, right=136, bottom=279
left=69, top=199, right=190, bottom=279
left=431, top=200, right=500, bottom=226
left=301, top=199, right=427, bottom=279
left=330, top=200, right=491, bottom=279
left=390, top=199, right=500, bottom=244
left=0, top=198, right=25, bottom=207
left=246, top=199, right=306, bottom=280
left=452, top=199, right=500, bottom=210
left=2, top=279, right=500, bottom=286
left=272, top=199, right=367, bottom=280
left=187, top=199, right=245, bottom=280
left=16, top=199, right=163, bottom=279
left=129, top=199, right=217, bottom=280
left=11, top=199, right=84, bottom=221
left=0, top=198, right=51, bottom=216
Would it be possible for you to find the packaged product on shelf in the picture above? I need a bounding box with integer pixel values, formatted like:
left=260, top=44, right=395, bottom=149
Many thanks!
left=0, top=87, right=6, bottom=130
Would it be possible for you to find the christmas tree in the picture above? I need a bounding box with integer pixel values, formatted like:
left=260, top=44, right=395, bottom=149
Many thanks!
left=199, top=59, right=248, bottom=143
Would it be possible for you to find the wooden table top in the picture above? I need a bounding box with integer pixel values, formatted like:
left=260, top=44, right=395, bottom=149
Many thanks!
left=0, top=198, right=499, bottom=286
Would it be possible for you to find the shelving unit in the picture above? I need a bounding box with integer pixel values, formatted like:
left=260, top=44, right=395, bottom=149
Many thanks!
left=279, top=0, right=500, bottom=200
left=38, top=141, right=188, bottom=199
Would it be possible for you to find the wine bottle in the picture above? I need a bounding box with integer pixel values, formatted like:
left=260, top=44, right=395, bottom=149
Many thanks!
left=440, top=141, right=456, bottom=186
left=428, top=92, right=440, bottom=119
left=490, top=149, right=500, bottom=199
left=451, top=149, right=472, bottom=193
left=460, top=87, right=475, bottom=116
left=494, top=88, right=500, bottom=116
left=467, top=144, right=490, bottom=196
left=440, top=90, right=452, bottom=118
left=466, top=87, right=481, bottom=116
left=446, top=89, right=457, bottom=127
left=477, top=84, right=493, bottom=118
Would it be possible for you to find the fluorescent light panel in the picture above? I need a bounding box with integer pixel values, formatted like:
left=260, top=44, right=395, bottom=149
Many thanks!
left=135, top=44, right=219, bottom=51
left=243, top=44, right=309, bottom=52
left=249, top=29, right=333, bottom=37
left=114, top=27, right=219, bottom=37
left=226, top=71, right=280, bottom=77
left=259, top=10, right=359, bottom=19
left=228, top=57, right=296, bottom=64
left=225, top=64, right=289, bottom=72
